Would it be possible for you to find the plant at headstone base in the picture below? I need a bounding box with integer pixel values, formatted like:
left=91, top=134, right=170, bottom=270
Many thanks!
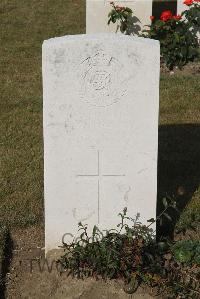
left=108, top=2, right=134, bottom=34
left=59, top=208, right=155, bottom=283
left=172, top=240, right=200, bottom=264
left=58, top=204, right=200, bottom=297
left=163, top=246, right=200, bottom=299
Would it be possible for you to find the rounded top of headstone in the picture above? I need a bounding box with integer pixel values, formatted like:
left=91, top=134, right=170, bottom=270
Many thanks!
left=43, top=33, right=160, bottom=48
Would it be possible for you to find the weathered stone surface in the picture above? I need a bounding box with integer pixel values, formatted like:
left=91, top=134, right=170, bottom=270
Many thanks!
left=43, top=34, right=160, bottom=252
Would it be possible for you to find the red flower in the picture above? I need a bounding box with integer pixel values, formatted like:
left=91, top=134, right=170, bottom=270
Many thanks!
left=160, top=10, right=173, bottom=21
left=150, top=16, right=155, bottom=21
left=115, top=5, right=125, bottom=11
left=183, top=0, right=193, bottom=5
left=173, top=15, right=182, bottom=20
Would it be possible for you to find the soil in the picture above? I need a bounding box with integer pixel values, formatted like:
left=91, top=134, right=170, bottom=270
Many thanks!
left=5, top=226, right=157, bottom=299
left=161, top=61, right=200, bottom=75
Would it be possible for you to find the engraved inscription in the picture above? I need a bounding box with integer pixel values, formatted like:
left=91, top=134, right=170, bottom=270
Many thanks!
left=79, top=51, right=126, bottom=107
left=76, top=150, right=125, bottom=223
left=90, top=71, right=110, bottom=90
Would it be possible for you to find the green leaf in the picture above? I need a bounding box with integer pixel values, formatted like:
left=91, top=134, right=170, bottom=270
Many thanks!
left=125, top=7, right=132, bottom=14
left=163, top=213, right=172, bottom=221
left=162, top=198, right=168, bottom=208
left=147, top=218, right=155, bottom=223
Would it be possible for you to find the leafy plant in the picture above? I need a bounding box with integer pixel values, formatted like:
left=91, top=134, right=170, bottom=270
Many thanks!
left=144, top=8, right=199, bottom=70
left=58, top=204, right=200, bottom=297
left=59, top=208, right=155, bottom=284
left=108, top=1, right=200, bottom=70
left=183, top=0, right=200, bottom=32
left=172, top=240, right=200, bottom=264
left=108, top=2, right=133, bottom=34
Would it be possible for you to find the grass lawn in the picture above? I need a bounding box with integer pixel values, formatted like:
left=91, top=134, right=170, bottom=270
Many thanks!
left=159, top=75, right=200, bottom=236
left=0, top=0, right=199, bottom=236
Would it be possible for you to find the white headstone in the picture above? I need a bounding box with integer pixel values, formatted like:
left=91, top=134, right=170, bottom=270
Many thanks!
left=87, top=1, right=195, bottom=36
left=43, top=34, right=160, bottom=253
left=86, top=0, right=152, bottom=34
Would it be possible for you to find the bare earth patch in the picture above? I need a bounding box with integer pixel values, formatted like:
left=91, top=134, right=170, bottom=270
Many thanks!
left=5, top=227, right=156, bottom=299
left=161, top=61, right=200, bottom=75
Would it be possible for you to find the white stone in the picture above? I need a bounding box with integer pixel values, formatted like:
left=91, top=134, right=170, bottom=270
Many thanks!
left=86, top=0, right=152, bottom=34
left=86, top=1, right=197, bottom=35
left=43, top=33, right=160, bottom=253
left=177, top=0, right=188, bottom=15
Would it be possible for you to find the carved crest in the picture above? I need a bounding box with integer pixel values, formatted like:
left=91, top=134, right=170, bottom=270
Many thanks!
left=79, top=50, right=126, bottom=107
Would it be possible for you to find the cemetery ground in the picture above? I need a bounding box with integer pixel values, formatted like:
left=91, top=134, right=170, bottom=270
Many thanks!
left=0, top=0, right=200, bottom=298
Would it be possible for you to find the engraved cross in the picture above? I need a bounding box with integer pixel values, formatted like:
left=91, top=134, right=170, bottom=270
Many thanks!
left=77, top=150, right=125, bottom=223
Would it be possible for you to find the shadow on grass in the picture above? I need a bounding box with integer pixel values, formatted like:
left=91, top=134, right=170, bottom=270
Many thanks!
left=0, top=231, right=13, bottom=299
left=157, top=124, right=200, bottom=239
